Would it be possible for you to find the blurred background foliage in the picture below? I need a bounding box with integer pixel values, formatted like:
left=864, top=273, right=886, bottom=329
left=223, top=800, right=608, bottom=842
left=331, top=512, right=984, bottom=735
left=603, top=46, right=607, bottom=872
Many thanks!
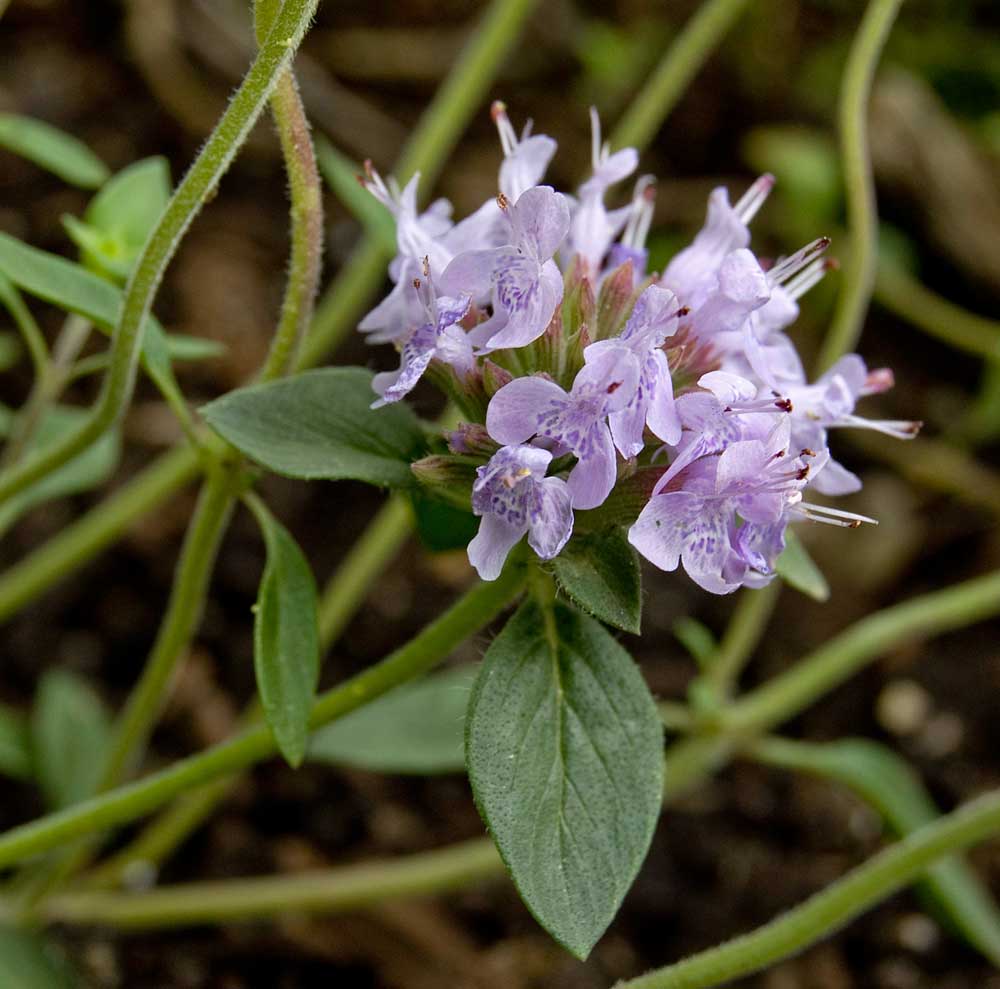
left=1, top=0, right=1000, bottom=986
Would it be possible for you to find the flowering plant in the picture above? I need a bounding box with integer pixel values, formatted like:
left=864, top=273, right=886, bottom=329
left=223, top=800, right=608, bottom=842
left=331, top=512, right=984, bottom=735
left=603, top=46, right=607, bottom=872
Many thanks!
left=0, top=1, right=999, bottom=986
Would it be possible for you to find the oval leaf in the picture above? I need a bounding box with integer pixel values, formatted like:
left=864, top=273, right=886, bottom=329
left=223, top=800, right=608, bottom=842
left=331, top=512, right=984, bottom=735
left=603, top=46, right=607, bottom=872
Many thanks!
left=551, top=528, right=642, bottom=633
left=0, top=703, right=32, bottom=782
left=202, top=368, right=427, bottom=488
left=0, top=113, right=109, bottom=189
left=309, top=665, right=476, bottom=774
left=253, top=508, right=320, bottom=767
left=776, top=529, right=830, bottom=602
left=466, top=600, right=663, bottom=958
left=31, top=670, right=111, bottom=810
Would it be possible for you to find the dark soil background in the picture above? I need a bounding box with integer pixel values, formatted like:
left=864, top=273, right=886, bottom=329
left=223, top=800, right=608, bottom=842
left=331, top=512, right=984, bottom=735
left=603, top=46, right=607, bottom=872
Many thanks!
left=2, top=0, right=1000, bottom=986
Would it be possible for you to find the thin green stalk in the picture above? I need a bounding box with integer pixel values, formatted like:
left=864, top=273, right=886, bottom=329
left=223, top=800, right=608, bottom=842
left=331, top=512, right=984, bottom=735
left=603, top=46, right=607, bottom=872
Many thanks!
left=48, top=838, right=503, bottom=928
left=727, top=568, right=1000, bottom=735
left=0, top=566, right=526, bottom=870
left=701, top=582, right=781, bottom=699
left=0, top=0, right=321, bottom=506
left=298, top=0, right=539, bottom=369
left=0, top=277, right=48, bottom=378
left=98, top=467, right=238, bottom=786
left=318, top=494, right=413, bottom=643
left=874, top=265, right=1000, bottom=361
left=609, top=0, right=751, bottom=152
left=617, top=788, right=1000, bottom=989
left=0, top=444, right=201, bottom=624
left=817, top=0, right=904, bottom=370
left=255, top=2, right=324, bottom=382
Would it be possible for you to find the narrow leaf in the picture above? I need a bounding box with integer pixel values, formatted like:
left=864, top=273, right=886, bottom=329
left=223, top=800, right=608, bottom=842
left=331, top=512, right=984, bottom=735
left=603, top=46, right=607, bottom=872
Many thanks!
left=309, top=665, right=476, bottom=774
left=758, top=737, right=1000, bottom=966
left=0, top=703, right=32, bottom=782
left=0, top=113, right=109, bottom=189
left=253, top=507, right=320, bottom=767
left=466, top=600, right=663, bottom=958
left=164, top=334, right=226, bottom=362
left=31, top=670, right=111, bottom=810
left=551, top=528, right=642, bottom=633
left=776, top=530, right=830, bottom=601
left=0, top=232, right=185, bottom=408
left=202, top=368, right=427, bottom=488
left=0, top=927, right=78, bottom=988
left=0, top=405, right=121, bottom=531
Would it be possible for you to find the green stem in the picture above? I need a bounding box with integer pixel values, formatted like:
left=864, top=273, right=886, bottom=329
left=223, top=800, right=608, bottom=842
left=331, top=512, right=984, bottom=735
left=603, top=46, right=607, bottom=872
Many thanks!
left=0, top=444, right=201, bottom=624
left=256, top=0, right=324, bottom=382
left=98, top=468, right=238, bottom=786
left=318, top=494, right=413, bottom=644
left=609, top=0, right=751, bottom=152
left=298, top=0, right=539, bottom=370
left=727, top=568, right=1000, bottom=735
left=701, top=582, right=780, bottom=699
left=817, top=0, right=904, bottom=371
left=0, top=0, right=321, bottom=506
left=0, top=276, right=48, bottom=378
left=616, top=788, right=1000, bottom=989
left=48, top=838, right=503, bottom=928
left=0, top=566, right=525, bottom=870
left=874, top=265, right=1000, bottom=361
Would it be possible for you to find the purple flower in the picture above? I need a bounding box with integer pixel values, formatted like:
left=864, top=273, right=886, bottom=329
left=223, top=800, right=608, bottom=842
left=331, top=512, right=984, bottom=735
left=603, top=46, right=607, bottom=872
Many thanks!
left=371, top=272, right=472, bottom=408
left=583, top=283, right=682, bottom=457
left=629, top=419, right=822, bottom=594
left=567, top=108, right=639, bottom=276
left=441, top=185, right=569, bottom=351
left=493, top=101, right=557, bottom=202
left=486, top=347, right=640, bottom=509
left=468, top=445, right=573, bottom=580
left=661, top=174, right=773, bottom=307
left=652, top=370, right=792, bottom=493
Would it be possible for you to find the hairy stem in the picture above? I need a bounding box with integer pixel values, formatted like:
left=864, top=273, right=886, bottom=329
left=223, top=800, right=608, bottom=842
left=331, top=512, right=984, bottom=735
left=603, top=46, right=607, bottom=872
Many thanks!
left=610, top=0, right=751, bottom=152
left=616, top=788, right=1000, bottom=989
left=0, top=0, right=321, bottom=505
left=817, top=0, right=904, bottom=370
left=0, top=566, right=526, bottom=870
left=298, top=0, right=539, bottom=369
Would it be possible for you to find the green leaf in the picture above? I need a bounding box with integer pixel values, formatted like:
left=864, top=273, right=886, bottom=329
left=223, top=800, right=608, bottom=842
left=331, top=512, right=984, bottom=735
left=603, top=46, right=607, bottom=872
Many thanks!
left=0, top=702, right=32, bottom=782
left=0, top=405, right=121, bottom=531
left=0, top=331, right=21, bottom=372
left=0, top=232, right=187, bottom=411
left=409, top=491, right=479, bottom=552
left=0, top=113, right=109, bottom=189
left=309, top=665, right=476, bottom=774
left=65, top=157, right=172, bottom=282
left=759, top=737, right=1000, bottom=966
left=315, top=137, right=396, bottom=252
left=776, top=530, right=830, bottom=602
left=0, top=927, right=78, bottom=988
left=202, top=367, right=427, bottom=488
left=252, top=505, right=320, bottom=768
left=31, top=670, right=111, bottom=810
left=466, top=600, right=663, bottom=958
left=550, top=528, right=642, bottom=633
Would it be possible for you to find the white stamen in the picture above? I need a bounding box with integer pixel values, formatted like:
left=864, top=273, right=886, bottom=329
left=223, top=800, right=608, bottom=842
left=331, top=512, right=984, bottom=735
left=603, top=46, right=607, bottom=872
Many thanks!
left=832, top=415, right=921, bottom=440
left=589, top=106, right=602, bottom=170
left=794, top=502, right=879, bottom=528
left=767, top=237, right=831, bottom=286
left=734, top=173, right=775, bottom=225
left=783, top=257, right=830, bottom=300
left=491, top=101, right=518, bottom=157
left=622, top=175, right=656, bottom=250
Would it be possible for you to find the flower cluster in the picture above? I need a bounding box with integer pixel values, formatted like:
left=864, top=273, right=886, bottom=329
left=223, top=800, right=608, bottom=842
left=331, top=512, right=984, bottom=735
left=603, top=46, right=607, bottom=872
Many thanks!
left=360, top=104, right=919, bottom=593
